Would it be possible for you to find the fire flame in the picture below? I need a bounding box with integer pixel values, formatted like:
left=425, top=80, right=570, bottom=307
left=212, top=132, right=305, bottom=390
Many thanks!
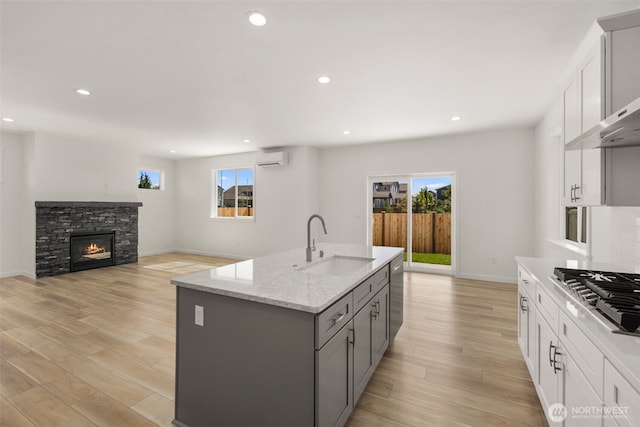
left=84, top=243, right=106, bottom=255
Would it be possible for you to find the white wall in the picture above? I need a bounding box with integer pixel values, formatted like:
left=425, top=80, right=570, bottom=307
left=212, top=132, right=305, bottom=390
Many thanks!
left=318, top=128, right=535, bottom=283
left=175, top=146, right=320, bottom=259
left=29, top=133, right=138, bottom=202
left=137, top=155, right=177, bottom=256
left=0, top=132, right=29, bottom=276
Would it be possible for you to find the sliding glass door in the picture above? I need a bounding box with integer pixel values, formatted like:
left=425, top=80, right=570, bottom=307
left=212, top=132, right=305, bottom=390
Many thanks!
left=368, top=173, right=454, bottom=274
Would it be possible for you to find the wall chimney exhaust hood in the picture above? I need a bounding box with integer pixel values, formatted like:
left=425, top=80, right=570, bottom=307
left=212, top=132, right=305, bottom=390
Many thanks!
left=565, top=96, right=640, bottom=151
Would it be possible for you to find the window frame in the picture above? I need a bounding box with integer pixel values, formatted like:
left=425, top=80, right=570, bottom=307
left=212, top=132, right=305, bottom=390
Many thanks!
left=211, top=166, right=255, bottom=221
left=564, top=205, right=588, bottom=253
left=137, top=167, right=165, bottom=191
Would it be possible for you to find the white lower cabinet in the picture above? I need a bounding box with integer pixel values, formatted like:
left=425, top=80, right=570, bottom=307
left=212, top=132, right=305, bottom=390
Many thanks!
left=604, top=359, right=640, bottom=427
left=536, top=314, right=561, bottom=414
left=518, top=284, right=536, bottom=374
left=519, top=265, right=609, bottom=426
left=563, top=353, right=602, bottom=427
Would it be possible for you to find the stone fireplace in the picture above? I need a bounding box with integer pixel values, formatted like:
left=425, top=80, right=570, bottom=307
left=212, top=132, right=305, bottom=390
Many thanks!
left=35, top=201, right=143, bottom=278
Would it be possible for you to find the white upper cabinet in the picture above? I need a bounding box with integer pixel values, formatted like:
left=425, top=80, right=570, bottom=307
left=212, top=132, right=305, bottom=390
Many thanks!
left=563, top=37, right=605, bottom=206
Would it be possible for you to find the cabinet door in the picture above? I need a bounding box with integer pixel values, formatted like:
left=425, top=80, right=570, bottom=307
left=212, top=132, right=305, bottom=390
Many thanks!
left=353, top=304, right=374, bottom=403
left=579, top=38, right=605, bottom=206
left=604, top=359, right=640, bottom=427
left=563, top=353, right=602, bottom=427
left=537, top=315, right=561, bottom=414
left=518, top=288, right=531, bottom=362
left=372, top=285, right=389, bottom=367
left=580, top=39, right=604, bottom=133
left=563, top=73, right=582, bottom=206
left=563, top=75, right=580, bottom=145
left=316, top=321, right=354, bottom=427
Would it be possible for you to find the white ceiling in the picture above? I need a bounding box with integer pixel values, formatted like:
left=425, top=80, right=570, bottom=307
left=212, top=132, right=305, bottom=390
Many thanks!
left=1, top=1, right=639, bottom=159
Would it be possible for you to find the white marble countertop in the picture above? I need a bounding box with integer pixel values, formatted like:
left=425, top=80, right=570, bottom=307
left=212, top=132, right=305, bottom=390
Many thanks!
left=171, top=244, right=404, bottom=314
left=516, top=256, right=640, bottom=394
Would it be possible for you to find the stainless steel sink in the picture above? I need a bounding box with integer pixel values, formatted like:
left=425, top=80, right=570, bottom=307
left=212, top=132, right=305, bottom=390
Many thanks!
left=300, top=255, right=374, bottom=276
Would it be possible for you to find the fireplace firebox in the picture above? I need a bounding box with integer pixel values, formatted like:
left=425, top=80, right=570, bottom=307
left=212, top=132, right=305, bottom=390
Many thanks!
left=70, top=231, right=116, bottom=272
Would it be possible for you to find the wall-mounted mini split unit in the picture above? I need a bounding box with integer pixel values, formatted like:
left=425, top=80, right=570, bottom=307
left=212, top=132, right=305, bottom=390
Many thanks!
left=256, top=151, right=288, bottom=167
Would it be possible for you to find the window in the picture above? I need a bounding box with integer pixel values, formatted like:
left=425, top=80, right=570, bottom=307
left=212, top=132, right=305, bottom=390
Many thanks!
left=566, top=206, right=587, bottom=244
left=137, top=168, right=163, bottom=190
left=212, top=168, right=254, bottom=218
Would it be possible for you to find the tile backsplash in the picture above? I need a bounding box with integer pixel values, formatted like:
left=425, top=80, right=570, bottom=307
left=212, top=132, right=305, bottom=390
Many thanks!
left=605, top=207, right=640, bottom=272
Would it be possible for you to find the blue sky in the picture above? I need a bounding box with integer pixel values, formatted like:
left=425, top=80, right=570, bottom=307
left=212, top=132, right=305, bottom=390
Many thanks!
left=411, top=177, right=451, bottom=196
left=218, top=168, right=254, bottom=190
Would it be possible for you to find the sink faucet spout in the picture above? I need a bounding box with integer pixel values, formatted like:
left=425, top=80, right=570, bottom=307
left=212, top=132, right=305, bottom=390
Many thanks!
left=306, top=214, right=328, bottom=262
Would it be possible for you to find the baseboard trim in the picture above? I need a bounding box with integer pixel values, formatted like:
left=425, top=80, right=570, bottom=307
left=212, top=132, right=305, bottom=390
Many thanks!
left=171, top=248, right=250, bottom=261
left=455, top=272, right=516, bottom=285
left=0, top=270, right=36, bottom=279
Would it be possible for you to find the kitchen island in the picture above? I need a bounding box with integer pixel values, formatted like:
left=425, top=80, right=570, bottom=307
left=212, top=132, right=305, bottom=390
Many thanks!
left=171, top=244, right=404, bottom=427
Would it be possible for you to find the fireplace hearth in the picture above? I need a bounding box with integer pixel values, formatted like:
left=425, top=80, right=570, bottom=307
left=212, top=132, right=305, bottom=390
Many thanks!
left=70, top=231, right=115, bottom=272
left=35, top=201, right=142, bottom=278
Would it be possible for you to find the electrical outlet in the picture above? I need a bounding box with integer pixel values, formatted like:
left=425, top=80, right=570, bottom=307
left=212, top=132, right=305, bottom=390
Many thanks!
left=195, top=305, right=204, bottom=326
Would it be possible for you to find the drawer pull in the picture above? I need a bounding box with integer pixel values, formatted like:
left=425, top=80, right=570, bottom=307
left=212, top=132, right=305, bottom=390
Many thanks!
left=519, top=295, right=528, bottom=312
left=332, top=312, right=346, bottom=324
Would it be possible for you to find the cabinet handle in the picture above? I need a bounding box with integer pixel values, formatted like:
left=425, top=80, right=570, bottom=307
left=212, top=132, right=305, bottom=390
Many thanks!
left=348, top=328, right=355, bottom=345
left=371, top=302, right=378, bottom=319
left=549, top=341, right=555, bottom=367
left=570, top=185, right=574, bottom=202
left=332, top=312, right=346, bottom=324
left=520, top=295, right=528, bottom=312
left=552, top=347, right=562, bottom=374
left=614, top=385, right=619, bottom=405
left=574, top=184, right=581, bottom=201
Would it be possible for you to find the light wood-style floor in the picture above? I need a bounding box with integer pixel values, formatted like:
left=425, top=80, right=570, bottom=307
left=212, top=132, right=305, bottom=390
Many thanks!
left=0, top=253, right=546, bottom=427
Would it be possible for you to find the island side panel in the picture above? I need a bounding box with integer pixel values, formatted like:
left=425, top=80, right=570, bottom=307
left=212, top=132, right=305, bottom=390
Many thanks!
left=175, top=287, right=316, bottom=427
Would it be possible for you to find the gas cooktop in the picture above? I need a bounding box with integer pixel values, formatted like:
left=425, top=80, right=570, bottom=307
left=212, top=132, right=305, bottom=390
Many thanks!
left=554, top=268, right=640, bottom=335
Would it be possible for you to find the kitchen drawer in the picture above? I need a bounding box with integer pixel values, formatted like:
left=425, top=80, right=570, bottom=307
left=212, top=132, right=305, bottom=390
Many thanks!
left=536, top=284, right=559, bottom=333
left=604, top=359, right=640, bottom=427
left=353, top=277, right=376, bottom=313
left=559, top=311, right=604, bottom=398
left=518, top=266, right=535, bottom=298
left=372, top=266, right=389, bottom=293
left=316, top=292, right=353, bottom=349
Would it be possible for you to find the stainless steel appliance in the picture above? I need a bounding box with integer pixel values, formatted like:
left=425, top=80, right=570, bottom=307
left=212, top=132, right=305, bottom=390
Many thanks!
left=553, top=267, right=640, bottom=336
left=389, top=254, right=404, bottom=342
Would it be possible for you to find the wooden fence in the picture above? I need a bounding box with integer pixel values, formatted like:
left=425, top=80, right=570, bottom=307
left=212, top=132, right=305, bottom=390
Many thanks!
left=217, top=207, right=254, bottom=217
left=372, top=213, right=451, bottom=254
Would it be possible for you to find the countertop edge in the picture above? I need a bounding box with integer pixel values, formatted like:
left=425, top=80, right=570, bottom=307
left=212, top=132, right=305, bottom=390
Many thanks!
left=171, top=245, right=404, bottom=314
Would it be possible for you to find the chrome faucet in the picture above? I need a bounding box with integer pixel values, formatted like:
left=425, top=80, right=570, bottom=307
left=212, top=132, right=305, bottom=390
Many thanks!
left=306, top=214, right=328, bottom=262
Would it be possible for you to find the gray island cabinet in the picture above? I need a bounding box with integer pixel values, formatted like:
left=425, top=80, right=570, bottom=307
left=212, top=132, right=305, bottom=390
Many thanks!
left=171, top=244, right=404, bottom=427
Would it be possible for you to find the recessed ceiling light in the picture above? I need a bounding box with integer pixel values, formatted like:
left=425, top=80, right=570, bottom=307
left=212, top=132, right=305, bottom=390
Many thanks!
left=2, top=117, right=14, bottom=122
left=244, top=139, right=251, bottom=143
left=451, top=116, right=461, bottom=121
left=247, top=11, right=267, bottom=27
left=317, top=76, right=331, bottom=84
left=343, top=130, right=351, bottom=135
left=170, top=150, right=176, bottom=153
left=76, top=89, right=91, bottom=96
